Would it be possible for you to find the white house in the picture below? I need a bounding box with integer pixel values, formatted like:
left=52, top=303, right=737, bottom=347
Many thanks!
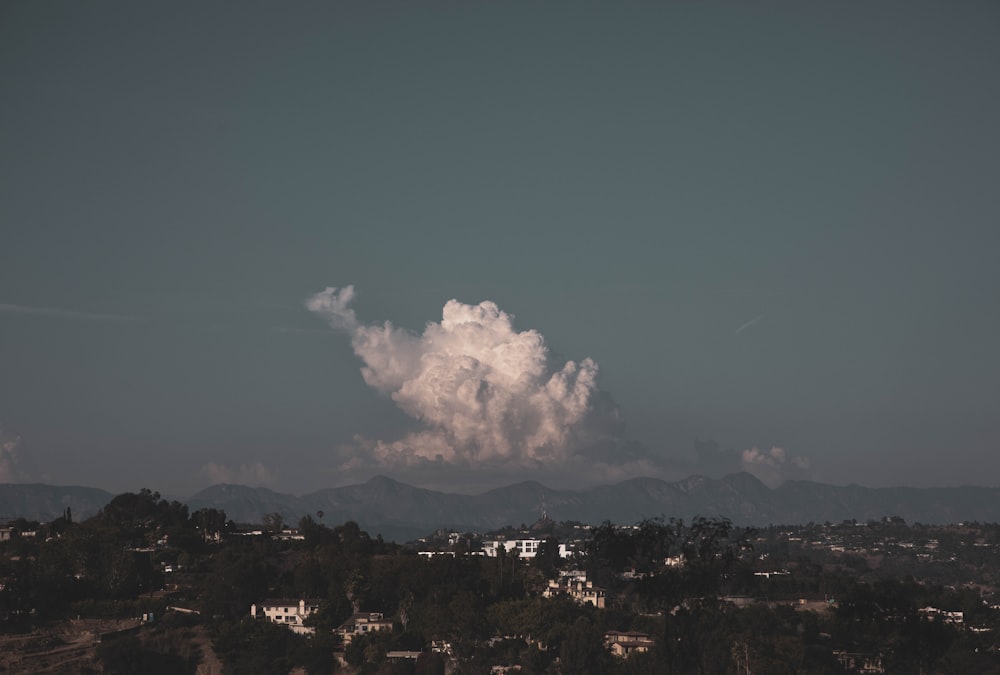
left=251, top=598, right=321, bottom=635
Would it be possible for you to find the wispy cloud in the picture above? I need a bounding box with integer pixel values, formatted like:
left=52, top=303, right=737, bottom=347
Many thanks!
left=0, top=303, right=137, bottom=323
left=735, top=314, right=765, bottom=335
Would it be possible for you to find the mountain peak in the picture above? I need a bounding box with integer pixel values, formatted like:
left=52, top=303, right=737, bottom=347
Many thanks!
left=722, top=472, right=770, bottom=491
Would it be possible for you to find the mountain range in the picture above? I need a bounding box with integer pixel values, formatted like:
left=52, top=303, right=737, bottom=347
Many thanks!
left=5, top=474, right=1000, bottom=542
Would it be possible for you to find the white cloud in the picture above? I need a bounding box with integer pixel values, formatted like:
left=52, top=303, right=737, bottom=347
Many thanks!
left=741, top=445, right=812, bottom=487
left=308, top=286, right=628, bottom=475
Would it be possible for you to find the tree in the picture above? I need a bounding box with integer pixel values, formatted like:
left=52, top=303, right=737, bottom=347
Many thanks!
left=297, top=630, right=342, bottom=674
left=660, top=604, right=737, bottom=675
left=585, top=521, right=630, bottom=578
left=531, top=536, right=562, bottom=576
left=199, top=543, right=271, bottom=617
left=559, top=616, right=613, bottom=675
left=585, top=518, right=681, bottom=583
left=415, top=651, right=446, bottom=675
left=262, top=512, right=285, bottom=533
left=193, top=507, right=227, bottom=541
left=98, top=634, right=197, bottom=675
left=212, top=618, right=302, bottom=674
left=680, top=517, right=750, bottom=600
left=299, top=515, right=333, bottom=549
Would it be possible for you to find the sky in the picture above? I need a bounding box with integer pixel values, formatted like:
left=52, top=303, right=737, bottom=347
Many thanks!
left=1, top=1, right=998, bottom=497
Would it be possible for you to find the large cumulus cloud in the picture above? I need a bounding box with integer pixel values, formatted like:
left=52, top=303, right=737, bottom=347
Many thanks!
left=307, top=286, right=631, bottom=475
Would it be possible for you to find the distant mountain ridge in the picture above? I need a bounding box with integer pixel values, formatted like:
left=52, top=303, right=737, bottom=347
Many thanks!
left=6, top=475, right=1000, bottom=542
left=172, top=474, right=1000, bottom=540
left=0, top=484, right=114, bottom=523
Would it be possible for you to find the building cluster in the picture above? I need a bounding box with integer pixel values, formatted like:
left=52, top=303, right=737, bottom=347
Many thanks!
left=480, top=538, right=570, bottom=559
left=766, top=522, right=969, bottom=563
left=542, top=573, right=606, bottom=608
left=233, top=519, right=1000, bottom=672
left=249, top=600, right=397, bottom=642
left=918, top=606, right=964, bottom=624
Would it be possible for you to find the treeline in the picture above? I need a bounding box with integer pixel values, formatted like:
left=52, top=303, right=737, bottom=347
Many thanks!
left=0, top=489, right=228, bottom=619
left=4, top=490, right=1000, bottom=673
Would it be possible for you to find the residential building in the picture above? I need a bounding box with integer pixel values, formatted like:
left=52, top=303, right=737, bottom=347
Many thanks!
left=481, top=539, right=569, bottom=559
left=250, top=598, right=321, bottom=635
left=604, top=631, right=655, bottom=657
left=918, top=606, right=964, bottom=624
left=833, top=651, right=885, bottom=673
left=336, top=612, right=394, bottom=644
left=386, top=651, right=421, bottom=662
left=543, top=577, right=606, bottom=608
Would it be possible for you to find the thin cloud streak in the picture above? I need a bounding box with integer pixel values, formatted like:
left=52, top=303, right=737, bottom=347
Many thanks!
left=735, top=314, right=765, bottom=335
left=0, top=303, right=137, bottom=323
